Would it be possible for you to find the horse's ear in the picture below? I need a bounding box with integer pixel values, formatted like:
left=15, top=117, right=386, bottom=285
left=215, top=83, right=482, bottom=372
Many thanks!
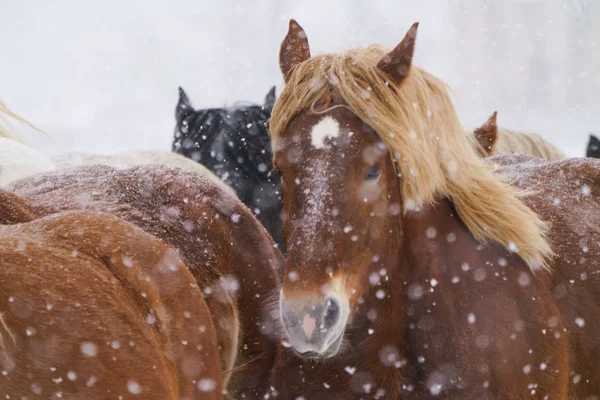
left=176, top=87, right=193, bottom=121
left=377, top=22, right=419, bottom=85
left=474, top=111, right=498, bottom=157
left=586, top=133, right=600, bottom=158
left=263, top=86, right=276, bottom=113
left=280, top=19, right=311, bottom=82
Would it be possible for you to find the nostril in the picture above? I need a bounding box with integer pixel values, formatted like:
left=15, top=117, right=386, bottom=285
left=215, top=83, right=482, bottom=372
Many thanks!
left=324, top=297, right=341, bottom=328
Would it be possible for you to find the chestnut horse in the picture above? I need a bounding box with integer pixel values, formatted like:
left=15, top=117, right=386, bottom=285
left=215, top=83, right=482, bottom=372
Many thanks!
left=469, top=111, right=566, bottom=160
left=0, top=191, right=222, bottom=399
left=268, top=20, right=600, bottom=399
left=9, top=165, right=283, bottom=399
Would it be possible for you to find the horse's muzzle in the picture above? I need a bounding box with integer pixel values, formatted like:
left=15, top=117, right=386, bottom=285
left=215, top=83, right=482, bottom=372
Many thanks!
left=279, top=293, right=348, bottom=358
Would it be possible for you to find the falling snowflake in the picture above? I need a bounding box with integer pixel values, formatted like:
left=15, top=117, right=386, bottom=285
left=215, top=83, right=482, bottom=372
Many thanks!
left=80, top=342, right=98, bottom=357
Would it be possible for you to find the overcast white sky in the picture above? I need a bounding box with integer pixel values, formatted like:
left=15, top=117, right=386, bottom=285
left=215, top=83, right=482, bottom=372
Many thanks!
left=1, top=0, right=598, bottom=156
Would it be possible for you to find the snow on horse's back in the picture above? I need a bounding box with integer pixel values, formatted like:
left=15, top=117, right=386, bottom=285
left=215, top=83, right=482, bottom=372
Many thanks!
left=51, top=149, right=236, bottom=197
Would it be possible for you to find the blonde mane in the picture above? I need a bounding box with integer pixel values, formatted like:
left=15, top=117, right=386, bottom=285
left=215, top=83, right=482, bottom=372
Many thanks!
left=0, top=101, right=43, bottom=145
left=493, top=128, right=566, bottom=160
left=271, top=45, right=552, bottom=270
left=464, top=124, right=566, bottom=161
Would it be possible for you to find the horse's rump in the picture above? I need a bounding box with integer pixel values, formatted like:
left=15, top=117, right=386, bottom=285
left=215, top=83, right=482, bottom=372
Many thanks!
left=9, top=164, right=282, bottom=398
left=0, top=209, right=222, bottom=399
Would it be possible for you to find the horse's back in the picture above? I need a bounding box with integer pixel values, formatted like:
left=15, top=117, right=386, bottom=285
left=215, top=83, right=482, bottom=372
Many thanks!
left=0, top=138, right=55, bottom=187
left=51, top=150, right=236, bottom=198
left=10, top=164, right=249, bottom=284
left=490, top=154, right=600, bottom=255
left=0, top=209, right=222, bottom=399
left=490, top=154, right=600, bottom=396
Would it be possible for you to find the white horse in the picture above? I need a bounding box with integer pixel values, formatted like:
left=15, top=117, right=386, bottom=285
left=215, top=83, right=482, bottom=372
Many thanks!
left=0, top=102, right=234, bottom=196
left=0, top=101, right=56, bottom=187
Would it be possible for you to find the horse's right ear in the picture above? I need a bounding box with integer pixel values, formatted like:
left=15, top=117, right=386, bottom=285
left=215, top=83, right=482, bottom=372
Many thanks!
left=263, top=86, right=276, bottom=113
left=176, top=87, right=192, bottom=121
left=586, top=133, right=600, bottom=158
left=280, top=19, right=311, bottom=82
left=474, top=111, right=498, bottom=157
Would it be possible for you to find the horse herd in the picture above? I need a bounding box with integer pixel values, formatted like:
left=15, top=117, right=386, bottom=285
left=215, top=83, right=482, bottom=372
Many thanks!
left=1, top=20, right=600, bottom=399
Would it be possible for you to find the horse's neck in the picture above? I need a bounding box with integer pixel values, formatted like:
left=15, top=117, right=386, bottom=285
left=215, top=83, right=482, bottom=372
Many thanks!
left=342, top=242, right=407, bottom=387
left=346, top=203, right=469, bottom=351
left=397, top=199, right=534, bottom=391
left=352, top=200, right=503, bottom=379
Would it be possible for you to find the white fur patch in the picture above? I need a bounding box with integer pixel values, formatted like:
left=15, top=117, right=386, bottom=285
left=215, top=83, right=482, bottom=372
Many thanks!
left=310, top=116, right=340, bottom=149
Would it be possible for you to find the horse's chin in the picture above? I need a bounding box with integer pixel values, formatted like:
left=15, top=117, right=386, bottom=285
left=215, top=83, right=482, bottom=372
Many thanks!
left=292, top=331, right=344, bottom=360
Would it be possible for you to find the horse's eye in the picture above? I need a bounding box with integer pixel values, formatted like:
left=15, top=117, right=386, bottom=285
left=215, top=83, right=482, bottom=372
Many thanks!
left=365, top=165, right=381, bottom=181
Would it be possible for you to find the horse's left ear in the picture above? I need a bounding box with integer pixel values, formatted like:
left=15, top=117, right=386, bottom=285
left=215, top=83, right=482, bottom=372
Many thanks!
left=280, top=19, right=311, bottom=82
left=474, top=111, right=498, bottom=156
left=263, top=86, right=276, bottom=113
left=176, top=87, right=193, bottom=122
left=377, top=22, right=419, bottom=85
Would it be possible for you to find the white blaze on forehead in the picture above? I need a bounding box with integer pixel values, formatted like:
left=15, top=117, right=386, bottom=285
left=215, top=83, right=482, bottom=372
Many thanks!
left=310, top=116, right=340, bottom=149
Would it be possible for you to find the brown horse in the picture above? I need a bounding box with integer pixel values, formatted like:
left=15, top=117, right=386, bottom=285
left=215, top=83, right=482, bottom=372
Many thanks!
left=267, top=20, right=600, bottom=399
left=0, top=191, right=223, bottom=399
left=469, top=111, right=566, bottom=160
left=9, top=165, right=283, bottom=399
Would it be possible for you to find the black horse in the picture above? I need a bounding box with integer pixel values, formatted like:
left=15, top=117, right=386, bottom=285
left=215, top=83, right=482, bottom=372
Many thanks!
left=173, top=87, right=284, bottom=252
left=587, top=133, right=600, bottom=158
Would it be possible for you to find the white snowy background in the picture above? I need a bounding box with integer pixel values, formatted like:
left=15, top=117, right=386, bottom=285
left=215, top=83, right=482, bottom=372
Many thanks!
left=1, top=0, right=598, bottom=157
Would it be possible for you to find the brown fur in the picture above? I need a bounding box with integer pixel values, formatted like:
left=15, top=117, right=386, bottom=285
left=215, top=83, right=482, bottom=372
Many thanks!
left=280, top=19, right=312, bottom=82
left=0, top=190, right=41, bottom=224
left=9, top=165, right=283, bottom=398
left=491, top=154, right=600, bottom=399
left=269, top=20, right=600, bottom=399
left=0, top=198, right=222, bottom=399
left=469, top=111, right=498, bottom=157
